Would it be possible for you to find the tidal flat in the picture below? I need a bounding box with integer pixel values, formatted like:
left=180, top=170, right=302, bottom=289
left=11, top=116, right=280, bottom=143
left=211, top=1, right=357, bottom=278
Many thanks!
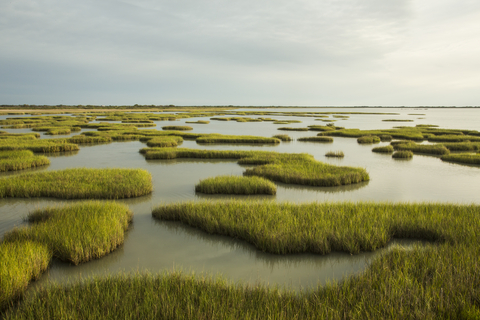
left=1, top=106, right=480, bottom=318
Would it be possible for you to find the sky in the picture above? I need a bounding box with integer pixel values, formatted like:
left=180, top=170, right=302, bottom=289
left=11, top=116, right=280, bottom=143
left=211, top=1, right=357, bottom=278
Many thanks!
left=1, top=0, right=479, bottom=106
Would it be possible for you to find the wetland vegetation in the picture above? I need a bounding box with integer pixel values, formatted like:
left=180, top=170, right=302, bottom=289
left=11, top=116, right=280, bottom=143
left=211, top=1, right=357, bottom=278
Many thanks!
left=325, top=151, right=344, bottom=158
left=441, top=153, right=480, bottom=165
left=0, top=150, right=50, bottom=172
left=195, top=176, right=276, bottom=195
left=0, top=168, right=152, bottom=199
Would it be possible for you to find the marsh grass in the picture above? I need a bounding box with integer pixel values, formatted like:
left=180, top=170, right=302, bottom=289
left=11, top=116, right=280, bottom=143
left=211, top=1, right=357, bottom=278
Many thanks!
left=141, top=148, right=369, bottom=187
left=272, top=134, right=292, bottom=142
left=392, top=141, right=450, bottom=155
left=0, top=139, right=79, bottom=153
left=297, top=136, right=334, bottom=143
left=427, top=135, right=480, bottom=143
left=146, top=136, right=183, bottom=148
left=357, top=136, right=380, bottom=144
left=195, top=176, right=276, bottom=195
left=3, top=201, right=132, bottom=265
left=196, top=135, right=280, bottom=144
left=0, top=168, right=152, bottom=199
left=372, top=145, right=394, bottom=153
left=325, top=151, right=344, bottom=158
left=0, top=241, right=51, bottom=310
left=441, top=142, right=480, bottom=152
left=441, top=153, right=480, bottom=165
left=0, top=150, right=50, bottom=172
left=382, top=119, right=414, bottom=122
left=392, top=151, right=413, bottom=159
left=185, top=120, right=210, bottom=124
left=161, top=126, right=193, bottom=131
left=277, top=127, right=309, bottom=131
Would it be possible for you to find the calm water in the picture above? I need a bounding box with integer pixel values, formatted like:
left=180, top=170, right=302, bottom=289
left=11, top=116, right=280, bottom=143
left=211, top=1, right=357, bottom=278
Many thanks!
left=1, top=107, right=479, bottom=291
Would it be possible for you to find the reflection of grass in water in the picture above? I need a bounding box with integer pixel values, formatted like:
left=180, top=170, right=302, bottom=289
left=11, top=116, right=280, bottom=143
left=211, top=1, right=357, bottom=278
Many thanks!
left=441, top=153, right=480, bottom=165
left=195, top=175, right=276, bottom=195
left=140, top=148, right=369, bottom=187
left=0, top=168, right=152, bottom=199
left=325, top=151, right=344, bottom=158
left=0, top=150, right=49, bottom=172
left=392, top=151, right=413, bottom=159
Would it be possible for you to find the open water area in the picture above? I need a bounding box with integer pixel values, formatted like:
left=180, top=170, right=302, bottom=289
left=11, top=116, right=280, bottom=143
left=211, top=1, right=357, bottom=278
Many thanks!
left=1, top=107, right=479, bottom=291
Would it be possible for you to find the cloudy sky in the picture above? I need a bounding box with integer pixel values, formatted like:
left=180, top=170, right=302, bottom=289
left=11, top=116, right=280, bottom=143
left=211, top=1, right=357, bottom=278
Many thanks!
left=1, top=0, right=479, bottom=106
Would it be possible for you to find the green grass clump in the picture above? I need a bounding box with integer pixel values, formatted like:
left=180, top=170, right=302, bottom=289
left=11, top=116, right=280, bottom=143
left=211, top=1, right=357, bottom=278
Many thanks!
left=427, top=135, right=480, bottom=143
left=372, top=145, right=394, bottom=153
left=66, top=135, right=112, bottom=144
left=382, top=119, right=414, bottom=122
left=441, top=142, right=480, bottom=152
left=161, top=126, right=193, bottom=131
left=3, top=201, right=132, bottom=265
left=378, top=134, right=392, bottom=142
left=297, top=136, right=334, bottom=143
left=196, top=135, right=280, bottom=144
left=0, top=150, right=50, bottom=172
left=0, top=168, right=152, bottom=199
left=146, top=136, right=183, bottom=148
left=325, top=151, right=344, bottom=158
left=308, top=125, right=336, bottom=131
left=272, top=134, right=291, bottom=142
left=195, top=176, right=276, bottom=195
left=153, top=201, right=479, bottom=253
left=141, top=148, right=369, bottom=187
left=277, top=127, right=309, bottom=131
left=0, top=139, right=79, bottom=153
left=185, top=120, right=210, bottom=124
left=0, top=241, right=51, bottom=310
left=441, top=153, right=480, bottom=165
left=392, top=151, right=413, bottom=159
left=392, top=142, right=450, bottom=155
left=357, top=136, right=381, bottom=144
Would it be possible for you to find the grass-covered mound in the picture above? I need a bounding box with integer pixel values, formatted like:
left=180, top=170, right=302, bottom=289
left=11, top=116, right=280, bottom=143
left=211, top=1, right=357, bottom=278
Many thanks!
left=441, top=153, right=480, bottom=165
left=196, top=135, right=280, bottom=144
left=195, top=176, right=276, bottom=195
left=392, top=141, right=450, bottom=155
left=357, top=136, right=380, bottom=144
left=372, top=145, right=394, bottom=153
left=185, top=120, right=210, bottom=124
left=272, top=134, right=291, bottom=141
left=277, top=127, right=309, bottom=131
left=325, top=151, right=344, bottom=158
left=0, top=168, right=152, bottom=199
left=153, top=201, right=480, bottom=254
left=297, top=136, right=333, bottom=143
left=161, top=126, right=193, bottom=131
left=146, top=136, right=183, bottom=148
left=392, top=151, right=413, bottom=159
left=3, top=201, right=132, bottom=265
left=0, top=241, right=51, bottom=310
left=0, top=138, right=79, bottom=153
left=140, top=148, right=369, bottom=187
left=0, top=150, right=50, bottom=172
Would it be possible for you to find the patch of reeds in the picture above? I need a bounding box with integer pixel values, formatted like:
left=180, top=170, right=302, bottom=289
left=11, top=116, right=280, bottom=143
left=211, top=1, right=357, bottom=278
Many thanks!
left=272, top=134, right=292, bottom=142
left=357, top=136, right=380, bottom=144
left=392, top=151, right=413, bottom=159
left=196, top=135, right=280, bottom=144
left=441, top=153, right=480, bottom=165
left=141, top=148, right=369, bottom=187
left=325, top=151, right=344, bottom=158
left=0, top=138, right=79, bottom=153
left=382, top=119, right=414, bottom=122
left=161, top=126, right=193, bottom=131
left=277, top=127, right=309, bottom=131
left=0, top=150, right=50, bottom=172
left=153, top=201, right=479, bottom=253
left=0, top=168, right=152, bottom=199
left=146, top=136, right=183, bottom=148
left=66, top=135, right=113, bottom=144
left=195, top=176, right=276, bottom=195
left=378, top=134, right=392, bottom=142
left=185, top=120, right=210, bottom=124
left=441, top=142, right=480, bottom=152
left=3, top=201, right=132, bottom=265
left=427, top=135, right=480, bottom=143
left=372, top=145, right=394, bottom=153
left=392, top=141, right=450, bottom=155
left=0, top=241, right=51, bottom=310
left=297, top=136, right=334, bottom=143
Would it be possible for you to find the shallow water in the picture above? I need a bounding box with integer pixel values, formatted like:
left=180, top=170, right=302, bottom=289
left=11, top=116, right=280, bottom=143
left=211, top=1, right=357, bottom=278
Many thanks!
left=1, top=107, right=479, bottom=291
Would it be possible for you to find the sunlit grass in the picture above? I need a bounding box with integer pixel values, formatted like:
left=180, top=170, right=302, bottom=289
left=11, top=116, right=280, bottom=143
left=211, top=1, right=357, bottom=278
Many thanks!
left=297, top=136, right=333, bottom=143
left=357, top=136, right=380, bottom=144
left=0, top=150, right=50, bottom=172
left=325, top=151, right=344, bottom=158
left=0, top=168, right=152, bottom=199
left=272, top=134, right=292, bottom=142
left=392, top=151, right=413, bottom=159
left=195, top=176, right=276, bottom=195
left=441, top=153, right=480, bottom=165
left=161, top=126, right=193, bottom=131
left=372, top=145, right=394, bottom=153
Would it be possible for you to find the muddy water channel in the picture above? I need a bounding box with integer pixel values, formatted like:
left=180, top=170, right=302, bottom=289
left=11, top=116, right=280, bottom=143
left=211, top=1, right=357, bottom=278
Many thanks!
left=1, top=107, right=480, bottom=291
